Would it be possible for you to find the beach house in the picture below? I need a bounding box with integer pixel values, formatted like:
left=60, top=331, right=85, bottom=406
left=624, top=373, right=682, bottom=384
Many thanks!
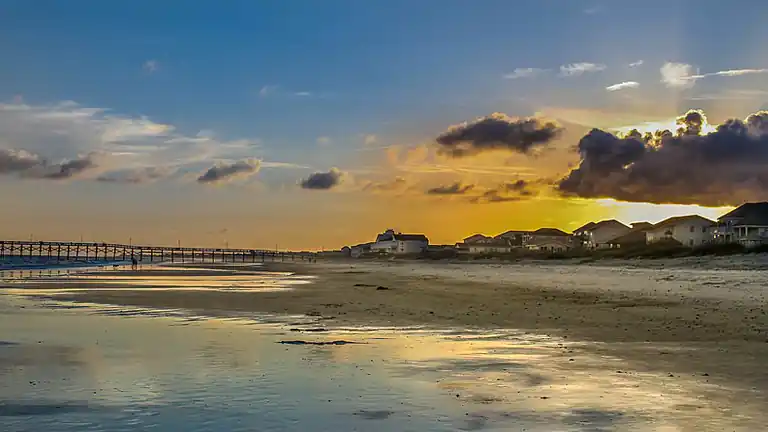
left=465, top=239, right=514, bottom=254
left=605, top=222, right=653, bottom=248
left=524, top=228, right=573, bottom=252
left=715, top=202, right=768, bottom=246
left=527, top=228, right=572, bottom=243
left=350, top=242, right=373, bottom=258
left=462, top=234, right=493, bottom=244
left=455, top=234, right=513, bottom=254
left=645, top=215, right=715, bottom=247
left=525, top=238, right=572, bottom=253
left=494, top=230, right=530, bottom=248
left=574, top=220, right=631, bottom=249
left=371, top=229, right=429, bottom=255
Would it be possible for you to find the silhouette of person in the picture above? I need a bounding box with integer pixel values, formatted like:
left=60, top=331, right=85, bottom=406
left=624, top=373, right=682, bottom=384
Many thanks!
left=131, top=255, right=138, bottom=270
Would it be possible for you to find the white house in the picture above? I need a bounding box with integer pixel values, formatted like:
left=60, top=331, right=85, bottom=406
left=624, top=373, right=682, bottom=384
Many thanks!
left=371, top=229, right=429, bottom=255
left=715, top=202, right=768, bottom=246
left=646, top=215, right=715, bottom=247
left=574, top=220, right=631, bottom=249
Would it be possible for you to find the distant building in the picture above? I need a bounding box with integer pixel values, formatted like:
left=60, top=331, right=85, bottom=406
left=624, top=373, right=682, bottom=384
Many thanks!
left=646, top=215, right=715, bottom=247
left=462, top=234, right=494, bottom=244
left=574, top=220, right=631, bottom=249
left=526, top=227, right=571, bottom=244
left=715, top=202, right=768, bottom=247
left=465, top=239, right=513, bottom=254
left=371, top=229, right=429, bottom=255
left=350, top=242, right=373, bottom=258
left=605, top=222, right=653, bottom=249
left=494, top=230, right=530, bottom=247
left=525, top=237, right=572, bottom=253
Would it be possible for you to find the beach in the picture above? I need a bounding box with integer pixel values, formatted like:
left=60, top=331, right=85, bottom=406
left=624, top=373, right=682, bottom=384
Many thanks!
left=2, top=258, right=768, bottom=430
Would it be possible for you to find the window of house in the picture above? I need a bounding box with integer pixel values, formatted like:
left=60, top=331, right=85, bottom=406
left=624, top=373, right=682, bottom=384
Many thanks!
left=689, top=239, right=694, bottom=246
left=690, top=226, right=695, bottom=233
left=702, top=226, right=706, bottom=233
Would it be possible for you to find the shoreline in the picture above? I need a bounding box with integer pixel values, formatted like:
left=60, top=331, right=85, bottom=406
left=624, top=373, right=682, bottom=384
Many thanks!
left=7, top=259, right=768, bottom=399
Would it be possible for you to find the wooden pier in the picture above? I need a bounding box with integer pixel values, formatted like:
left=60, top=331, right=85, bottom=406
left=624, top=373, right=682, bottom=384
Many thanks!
left=0, top=240, right=315, bottom=264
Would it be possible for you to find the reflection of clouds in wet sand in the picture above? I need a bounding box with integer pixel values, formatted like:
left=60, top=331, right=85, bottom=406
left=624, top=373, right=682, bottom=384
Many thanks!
left=319, top=328, right=764, bottom=431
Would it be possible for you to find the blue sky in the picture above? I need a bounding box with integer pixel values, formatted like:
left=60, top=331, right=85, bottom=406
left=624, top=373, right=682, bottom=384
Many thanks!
left=1, top=0, right=767, bottom=248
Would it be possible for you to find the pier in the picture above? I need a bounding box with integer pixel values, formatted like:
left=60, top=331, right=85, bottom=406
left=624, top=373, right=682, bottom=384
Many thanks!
left=0, top=240, right=315, bottom=264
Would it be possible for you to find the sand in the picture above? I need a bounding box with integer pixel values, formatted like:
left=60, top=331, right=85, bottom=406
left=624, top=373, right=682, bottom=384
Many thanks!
left=8, top=258, right=768, bottom=398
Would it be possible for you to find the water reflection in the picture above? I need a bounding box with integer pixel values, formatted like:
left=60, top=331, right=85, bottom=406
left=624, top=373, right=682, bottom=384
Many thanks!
left=0, top=296, right=764, bottom=431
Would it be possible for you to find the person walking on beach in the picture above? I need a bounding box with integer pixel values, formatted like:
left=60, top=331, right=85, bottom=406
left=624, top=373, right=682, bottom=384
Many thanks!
left=131, top=255, right=138, bottom=271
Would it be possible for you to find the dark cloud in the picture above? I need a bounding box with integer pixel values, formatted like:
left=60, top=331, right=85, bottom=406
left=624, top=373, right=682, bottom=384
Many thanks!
left=435, top=113, right=563, bottom=157
left=0, top=149, right=42, bottom=173
left=558, top=109, right=768, bottom=206
left=426, top=182, right=474, bottom=195
left=197, top=159, right=260, bottom=184
left=300, top=168, right=343, bottom=190
left=363, top=176, right=408, bottom=193
left=96, top=167, right=169, bottom=184
left=0, top=149, right=97, bottom=180
left=470, top=180, right=538, bottom=204
left=40, top=155, right=97, bottom=179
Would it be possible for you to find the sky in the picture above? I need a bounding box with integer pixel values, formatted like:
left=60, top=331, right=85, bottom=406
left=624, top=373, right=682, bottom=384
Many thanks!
left=2, top=0, right=768, bottom=250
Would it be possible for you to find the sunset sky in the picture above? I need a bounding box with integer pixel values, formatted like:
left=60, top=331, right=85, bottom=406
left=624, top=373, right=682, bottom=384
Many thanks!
left=2, top=0, right=767, bottom=250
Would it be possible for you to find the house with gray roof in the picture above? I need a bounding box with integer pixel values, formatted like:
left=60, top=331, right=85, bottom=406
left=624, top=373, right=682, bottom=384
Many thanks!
left=716, top=202, right=768, bottom=246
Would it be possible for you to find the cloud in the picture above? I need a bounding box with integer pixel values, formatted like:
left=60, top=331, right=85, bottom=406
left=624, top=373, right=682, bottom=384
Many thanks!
left=0, top=101, right=267, bottom=184
left=363, top=134, right=377, bottom=145
left=503, top=68, right=548, bottom=79
left=606, top=81, right=639, bottom=91
left=557, top=109, right=768, bottom=206
left=661, top=63, right=768, bottom=88
left=316, top=136, right=331, bottom=146
left=0, top=148, right=42, bottom=174
left=426, top=182, right=474, bottom=195
left=259, top=86, right=319, bottom=99
left=628, top=60, right=644, bottom=68
left=709, top=68, right=768, bottom=77
left=435, top=113, right=563, bottom=157
left=143, top=60, right=159, bottom=73
left=660, top=62, right=696, bottom=88
left=300, top=168, right=343, bottom=190
left=40, top=154, right=97, bottom=179
left=0, top=148, right=97, bottom=180
left=362, top=176, right=409, bottom=193
left=197, top=159, right=261, bottom=184
left=259, top=85, right=279, bottom=97
left=559, top=62, right=606, bottom=77
left=96, top=167, right=171, bottom=184
left=470, top=180, right=539, bottom=204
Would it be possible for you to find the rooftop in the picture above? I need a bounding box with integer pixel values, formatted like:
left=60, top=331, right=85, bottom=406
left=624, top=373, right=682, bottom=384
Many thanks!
left=532, top=228, right=570, bottom=237
left=393, top=234, right=429, bottom=242
left=719, top=202, right=768, bottom=225
left=495, top=230, right=532, bottom=238
left=651, top=215, right=715, bottom=230
left=573, top=222, right=596, bottom=233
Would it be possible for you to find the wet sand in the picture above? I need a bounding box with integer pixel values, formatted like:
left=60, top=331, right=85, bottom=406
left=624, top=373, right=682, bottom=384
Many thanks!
left=9, top=259, right=768, bottom=401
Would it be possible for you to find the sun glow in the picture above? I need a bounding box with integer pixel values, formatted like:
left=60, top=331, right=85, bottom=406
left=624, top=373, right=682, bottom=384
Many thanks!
left=595, top=199, right=732, bottom=224
left=612, top=118, right=717, bottom=136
